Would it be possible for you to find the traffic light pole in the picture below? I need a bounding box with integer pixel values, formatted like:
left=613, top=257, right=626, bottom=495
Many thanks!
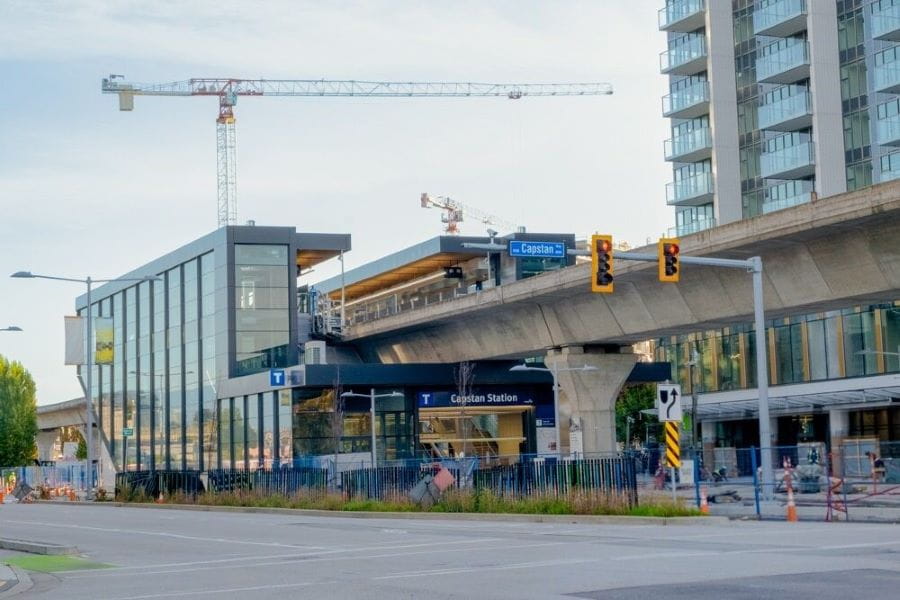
left=589, top=251, right=774, bottom=501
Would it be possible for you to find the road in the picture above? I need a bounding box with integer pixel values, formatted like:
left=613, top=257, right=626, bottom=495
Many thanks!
left=1, top=504, right=899, bottom=599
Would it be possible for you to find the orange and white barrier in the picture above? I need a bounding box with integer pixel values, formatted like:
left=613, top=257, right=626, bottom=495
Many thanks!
left=699, top=486, right=709, bottom=514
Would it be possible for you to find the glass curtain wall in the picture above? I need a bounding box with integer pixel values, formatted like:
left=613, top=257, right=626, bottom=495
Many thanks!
left=655, top=302, right=900, bottom=393
left=233, top=244, right=290, bottom=377
left=87, top=251, right=216, bottom=472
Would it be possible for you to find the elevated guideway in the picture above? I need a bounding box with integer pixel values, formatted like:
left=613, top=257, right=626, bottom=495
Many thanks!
left=346, top=180, right=900, bottom=365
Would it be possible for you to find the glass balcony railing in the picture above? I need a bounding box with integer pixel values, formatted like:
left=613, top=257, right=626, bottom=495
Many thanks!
left=660, top=34, right=707, bottom=75
left=761, top=181, right=813, bottom=214
left=664, top=127, right=712, bottom=162
left=758, top=90, right=811, bottom=131
left=757, top=40, right=809, bottom=84
left=753, top=0, right=807, bottom=37
left=658, top=0, right=706, bottom=32
left=666, top=173, right=714, bottom=205
left=760, top=140, right=815, bottom=179
left=875, top=62, right=900, bottom=94
left=662, top=81, right=710, bottom=118
left=872, top=2, right=900, bottom=41
left=877, top=114, right=900, bottom=146
left=668, top=217, right=717, bottom=237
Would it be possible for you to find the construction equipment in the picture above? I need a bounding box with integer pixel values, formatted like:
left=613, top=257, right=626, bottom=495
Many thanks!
left=420, top=192, right=523, bottom=235
left=101, top=76, right=613, bottom=228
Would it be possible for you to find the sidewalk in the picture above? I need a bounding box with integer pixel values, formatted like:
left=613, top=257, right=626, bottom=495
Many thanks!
left=0, top=564, right=17, bottom=596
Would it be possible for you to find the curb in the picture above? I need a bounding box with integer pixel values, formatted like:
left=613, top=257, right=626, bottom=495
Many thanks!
left=0, top=538, right=78, bottom=556
left=52, top=500, right=730, bottom=526
left=0, top=567, right=32, bottom=599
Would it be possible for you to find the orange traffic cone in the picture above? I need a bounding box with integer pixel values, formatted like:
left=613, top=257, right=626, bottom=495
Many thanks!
left=699, top=486, right=710, bottom=514
left=155, top=490, right=165, bottom=504
left=784, top=458, right=798, bottom=522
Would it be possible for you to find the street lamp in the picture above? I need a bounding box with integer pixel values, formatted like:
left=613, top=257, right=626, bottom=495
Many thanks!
left=510, top=362, right=598, bottom=457
left=340, top=388, right=404, bottom=469
left=11, top=270, right=160, bottom=499
left=0, top=326, right=23, bottom=332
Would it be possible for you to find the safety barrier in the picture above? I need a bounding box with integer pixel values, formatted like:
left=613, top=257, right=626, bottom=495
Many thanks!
left=1, top=464, right=96, bottom=495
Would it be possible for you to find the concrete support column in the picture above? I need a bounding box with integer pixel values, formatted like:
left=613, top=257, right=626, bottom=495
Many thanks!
left=701, top=420, right=717, bottom=470
left=546, top=346, right=638, bottom=454
left=829, top=408, right=850, bottom=476
left=36, top=431, right=59, bottom=463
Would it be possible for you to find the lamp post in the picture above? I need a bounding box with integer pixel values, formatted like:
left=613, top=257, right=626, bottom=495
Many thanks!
left=510, top=362, right=598, bottom=457
left=0, top=326, right=23, bottom=332
left=11, top=271, right=159, bottom=499
left=340, top=389, right=404, bottom=469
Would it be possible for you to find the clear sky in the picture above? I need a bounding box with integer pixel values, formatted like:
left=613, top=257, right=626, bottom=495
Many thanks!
left=0, top=1, right=671, bottom=405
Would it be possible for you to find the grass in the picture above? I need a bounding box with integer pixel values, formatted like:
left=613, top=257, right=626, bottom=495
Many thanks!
left=119, top=486, right=702, bottom=517
left=3, top=555, right=112, bottom=573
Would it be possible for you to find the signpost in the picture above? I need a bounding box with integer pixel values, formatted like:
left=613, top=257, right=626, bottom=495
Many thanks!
left=507, top=240, right=566, bottom=259
left=657, top=383, right=682, bottom=500
left=122, top=427, right=134, bottom=438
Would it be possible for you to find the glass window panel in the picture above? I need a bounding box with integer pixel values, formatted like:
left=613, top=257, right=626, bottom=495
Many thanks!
left=882, top=307, right=900, bottom=372
left=235, top=287, right=290, bottom=310
left=235, top=244, right=288, bottom=265
left=235, top=309, right=290, bottom=331
left=235, top=265, right=289, bottom=288
left=808, top=319, right=828, bottom=381
left=844, top=312, right=877, bottom=376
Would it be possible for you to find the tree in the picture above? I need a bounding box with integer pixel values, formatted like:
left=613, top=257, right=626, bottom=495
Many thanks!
left=454, top=361, right=475, bottom=458
left=0, top=355, right=38, bottom=466
left=615, top=384, right=656, bottom=449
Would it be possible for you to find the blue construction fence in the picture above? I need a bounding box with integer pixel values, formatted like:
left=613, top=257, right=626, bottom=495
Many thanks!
left=2, top=463, right=97, bottom=493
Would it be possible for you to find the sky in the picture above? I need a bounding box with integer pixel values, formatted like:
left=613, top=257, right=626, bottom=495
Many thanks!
left=0, top=0, right=671, bottom=405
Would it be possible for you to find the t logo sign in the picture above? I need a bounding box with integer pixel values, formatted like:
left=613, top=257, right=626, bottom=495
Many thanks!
left=270, top=369, right=286, bottom=387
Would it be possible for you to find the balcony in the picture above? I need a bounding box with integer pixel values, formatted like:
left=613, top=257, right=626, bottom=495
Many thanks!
left=757, top=40, right=809, bottom=84
left=758, top=89, right=812, bottom=131
left=761, top=180, right=813, bottom=214
left=664, top=127, right=713, bottom=162
left=660, top=34, right=707, bottom=76
left=658, top=0, right=706, bottom=32
left=666, top=172, right=714, bottom=206
left=753, top=0, right=807, bottom=37
left=662, top=81, right=710, bottom=119
left=875, top=61, right=900, bottom=94
left=877, top=114, right=900, bottom=146
left=872, top=2, right=900, bottom=41
left=760, top=139, right=815, bottom=179
left=882, top=153, right=900, bottom=182
left=668, top=217, right=716, bottom=237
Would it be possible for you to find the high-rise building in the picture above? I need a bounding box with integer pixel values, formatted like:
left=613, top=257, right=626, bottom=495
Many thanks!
left=658, top=0, right=900, bottom=235
left=656, top=0, right=900, bottom=450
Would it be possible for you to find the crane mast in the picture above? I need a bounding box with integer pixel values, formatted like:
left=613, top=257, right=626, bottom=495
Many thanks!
left=102, top=76, right=613, bottom=228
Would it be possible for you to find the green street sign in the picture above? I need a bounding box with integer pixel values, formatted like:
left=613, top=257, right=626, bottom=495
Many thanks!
left=122, top=427, right=134, bottom=437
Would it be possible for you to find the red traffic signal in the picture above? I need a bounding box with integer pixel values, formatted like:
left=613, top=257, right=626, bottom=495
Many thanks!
left=658, top=238, right=680, bottom=283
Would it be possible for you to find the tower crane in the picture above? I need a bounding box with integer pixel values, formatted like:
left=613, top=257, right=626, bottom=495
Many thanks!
left=420, top=193, right=522, bottom=235
left=101, top=76, right=613, bottom=229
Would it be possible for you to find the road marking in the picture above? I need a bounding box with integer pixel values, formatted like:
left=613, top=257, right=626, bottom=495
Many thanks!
left=110, top=581, right=322, bottom=599
left=62, top=540, right=567, bottom=579
left=0, top=518, right=327, bottom=550
left=375, top=557, right=596, bottom=580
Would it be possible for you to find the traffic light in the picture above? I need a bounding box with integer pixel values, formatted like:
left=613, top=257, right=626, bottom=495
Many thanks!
left=658, top=237, right=680, bottom=282
left=591, top=234, right=614, bottom=293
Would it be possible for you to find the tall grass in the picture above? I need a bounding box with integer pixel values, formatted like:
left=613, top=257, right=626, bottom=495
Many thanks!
left=118, top=486, right=701, bottom=517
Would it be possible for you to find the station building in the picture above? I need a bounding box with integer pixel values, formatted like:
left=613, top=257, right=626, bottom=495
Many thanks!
left=75, top=225, right=667, bottom=474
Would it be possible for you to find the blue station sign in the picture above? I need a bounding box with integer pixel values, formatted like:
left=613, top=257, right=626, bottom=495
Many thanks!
left=508, top=240, right=566, bottom=259
left=417, top=390, right=535, bottom=409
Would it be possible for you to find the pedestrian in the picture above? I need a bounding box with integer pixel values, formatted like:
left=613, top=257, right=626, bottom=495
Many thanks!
left=865, top=451, right=886, bottom=481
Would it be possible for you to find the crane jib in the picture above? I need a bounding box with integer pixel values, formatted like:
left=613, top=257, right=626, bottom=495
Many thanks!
left=100, top=75, right=613, bottom=228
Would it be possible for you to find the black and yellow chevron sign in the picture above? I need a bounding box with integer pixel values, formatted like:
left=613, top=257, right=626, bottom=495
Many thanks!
left=665, top=421, right=681, bottom=469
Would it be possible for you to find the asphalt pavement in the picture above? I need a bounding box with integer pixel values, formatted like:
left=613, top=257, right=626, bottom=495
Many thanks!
left=0, top=503, right=899, bottom=599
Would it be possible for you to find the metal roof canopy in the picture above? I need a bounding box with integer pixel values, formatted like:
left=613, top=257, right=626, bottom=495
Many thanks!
left=314, top=233, right=574, bottom=301
left=692, top=386, right=900, bottom=420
